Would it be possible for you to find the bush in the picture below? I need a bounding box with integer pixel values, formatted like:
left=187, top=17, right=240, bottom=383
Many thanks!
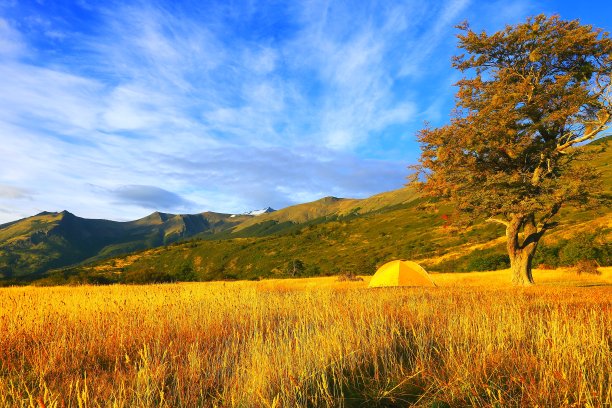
left=71, top=273, right=116, bottom=285
left=574, top=260, right=601, bottom=275
left=466, top=250, right=510, bottom=271
left=536, top=263, right=554, bottom=270
left=557, top=230, right=610, bottom=266
left=428, top=257, right=461, bottom=273
left=533, top=243, right=560, bottom=268
left=558, top=237, right=600, bottom=265
left=285, top=259, right=305, bottom=277
left=305, top=265, right=321, bottom=276
left=337, top=272, right=364, bottom=282
left=534, top=230, right=611, bottom=268
left=176, top=263, right=198, bottom=282
left=123, top=270, right=175, bottom=284
left=352, top=258, right=376, bottom=276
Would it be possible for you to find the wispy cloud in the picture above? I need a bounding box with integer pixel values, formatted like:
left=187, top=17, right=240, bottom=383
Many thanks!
left=152, top=144, right=408, bottom=211
left=111, top=185, right=193, bottom=211
left=0, top=0, right=566, bottom=223
left=0, top=62, right=102, bottom=133
left=0, top=17, right=25, bottom=57
left=0, top=184, right=32, bottom=200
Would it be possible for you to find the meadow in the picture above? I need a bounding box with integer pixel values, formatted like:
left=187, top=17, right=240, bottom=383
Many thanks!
left=0, top=268, right=610, bottom=407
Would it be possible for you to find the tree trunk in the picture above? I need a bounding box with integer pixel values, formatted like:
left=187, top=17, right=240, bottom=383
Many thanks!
left=506, top=214, right=540, bottom=286
left=509, top=246, right=535, bottom=286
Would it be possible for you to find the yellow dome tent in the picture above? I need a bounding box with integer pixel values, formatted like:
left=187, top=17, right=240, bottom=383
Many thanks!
left=368, top=260, right=436, bottom=288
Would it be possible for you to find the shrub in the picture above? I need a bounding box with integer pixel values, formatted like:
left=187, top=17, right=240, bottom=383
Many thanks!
left=123, top=270, right=175, bottom=284
left=337, top=272, right=364, bottom=282
left=352, top=258, right=376, bottom=276
left=558, top=236, right=600, bottom=265
left=533, top=243, right=560, bottom=268
left=176, top=263, right=198, bottom=282
left=534, top=230, right=611, bottom=268
left=536, top=263, right=554, bottom=270
left=466, top=250, right=510, bottom=271
left=428, top=258, right=461, bottom=273
left=285, top=259, right=305, bottom=277
left=305, top=265, right=321, bottom=276
left=574, top=260, right=601, bottom=275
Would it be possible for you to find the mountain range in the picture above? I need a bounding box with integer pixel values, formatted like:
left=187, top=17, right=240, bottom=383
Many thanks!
left=0, top=187, right=418, bottom=280
left=1, top=138, right=610, bottom=284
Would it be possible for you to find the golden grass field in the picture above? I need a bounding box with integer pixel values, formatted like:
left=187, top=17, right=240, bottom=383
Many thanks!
left=0, top=268, right=610, bottom=407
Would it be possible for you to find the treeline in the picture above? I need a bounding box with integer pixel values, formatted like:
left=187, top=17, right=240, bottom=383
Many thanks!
left=17, top=229, right=612, bottom=285
left=33, top=255, right=379, bottom=286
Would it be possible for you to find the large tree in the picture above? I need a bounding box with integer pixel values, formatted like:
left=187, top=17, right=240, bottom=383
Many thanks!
left=415, top=15, right=611, bottom=285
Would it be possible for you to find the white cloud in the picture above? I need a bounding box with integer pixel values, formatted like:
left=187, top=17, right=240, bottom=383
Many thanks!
left=0, top=62, right=102, bottom=132
left=0, top=184, right=31, bottom=199
left=111, top=185, right=194, bottom=211
left=243, top=46, right=278, bottom=74
left=399, top=0, right=471, bottom=77
left=0, top=17, right=25, bottom=58
left=0, top=0, right=533, bottom=224
left=101, top=85, right=174, bottom=131
left=279, top=3, right=426, bottom=149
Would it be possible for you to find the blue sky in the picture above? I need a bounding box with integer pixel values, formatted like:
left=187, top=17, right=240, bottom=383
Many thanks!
left=0, top=0, right=610, bottom=223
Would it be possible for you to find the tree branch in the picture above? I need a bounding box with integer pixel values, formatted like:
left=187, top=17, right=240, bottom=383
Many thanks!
left=486, top=218, right=509, bottom=227
left=521, top=214, right=540, bottom=249
left=538, top=202, right=562, bottom=231
left=556, top=111, right=611, bottom=153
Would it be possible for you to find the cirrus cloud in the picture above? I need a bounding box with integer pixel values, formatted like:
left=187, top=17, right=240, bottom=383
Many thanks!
left=2, top=0, right=603, bottom=224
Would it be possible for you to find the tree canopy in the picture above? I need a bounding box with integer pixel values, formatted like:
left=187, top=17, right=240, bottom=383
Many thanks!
left=415, top=15, right=612, bottom=285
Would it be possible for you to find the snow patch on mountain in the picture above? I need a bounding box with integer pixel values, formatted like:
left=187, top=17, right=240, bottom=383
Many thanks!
left=230, top=207, right=276, bottom=217
left=247, top=207, right=275, bottom=216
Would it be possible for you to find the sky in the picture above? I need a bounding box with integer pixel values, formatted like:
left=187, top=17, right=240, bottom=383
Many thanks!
left=1, top=0, right=611, bottom=223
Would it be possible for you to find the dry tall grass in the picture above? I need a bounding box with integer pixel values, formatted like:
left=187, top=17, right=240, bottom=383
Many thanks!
left=0, top=270, right=610, bottom=407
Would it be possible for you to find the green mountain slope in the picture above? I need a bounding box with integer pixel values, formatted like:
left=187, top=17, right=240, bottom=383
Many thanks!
left=45, top=191, right=609, bottom=285
left=233, top=187, right=420, bottom=231
left=3, top=137, right=610, bottom=284
left=0, top=210, right=247, bottom=280
left=0, top=184, right=425, bottom=282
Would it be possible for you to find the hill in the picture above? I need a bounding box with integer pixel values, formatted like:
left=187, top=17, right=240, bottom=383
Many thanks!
left=0, top=210, right=249, bottom=280
left=233, top=187, right=420, bottom=231
left=50, top=194, right=608, bottom=285
left=2, top=137, right=610, bottom=284
left=0, top=184, right=422, bottom=282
